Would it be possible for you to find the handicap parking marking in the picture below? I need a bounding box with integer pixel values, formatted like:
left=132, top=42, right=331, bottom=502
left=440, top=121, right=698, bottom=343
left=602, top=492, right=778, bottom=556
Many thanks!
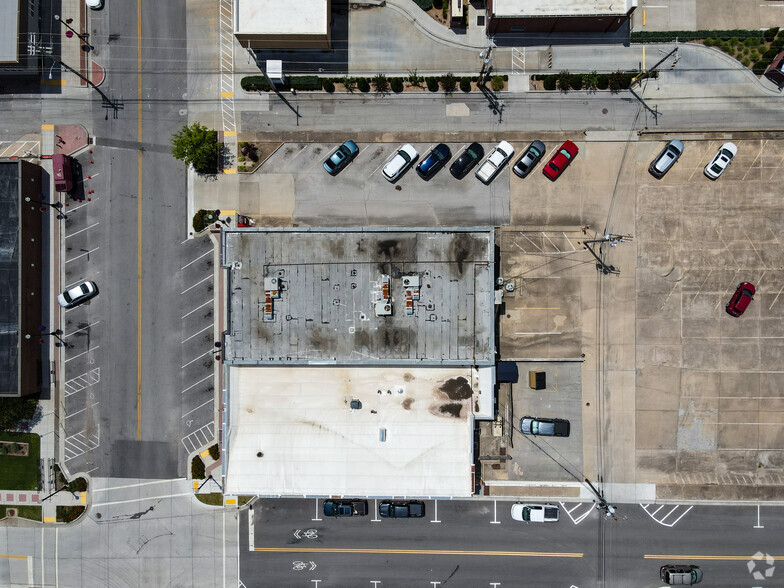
left=640, top=503, right=693, bottom=527
left=64, top=427, right=101, bottom=461
left=181, top=421, right=215, bottom=453
left=64, top=368, right=101, bottom=397
left=560, top=502, right=594, bottom=525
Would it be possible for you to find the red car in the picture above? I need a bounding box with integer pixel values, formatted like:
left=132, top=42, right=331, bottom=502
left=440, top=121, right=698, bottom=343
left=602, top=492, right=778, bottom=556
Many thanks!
left=542, top=140, right=578, bottom=181
left=726, top=282, right=756, bottom=317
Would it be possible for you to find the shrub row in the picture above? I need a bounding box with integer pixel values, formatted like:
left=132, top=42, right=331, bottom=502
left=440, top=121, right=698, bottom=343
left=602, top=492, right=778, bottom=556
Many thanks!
left=241, top=74, right=508, bottom=93
left=631, top=29, right=764, bottom=44
left=532, top=70, right=649, bottom=92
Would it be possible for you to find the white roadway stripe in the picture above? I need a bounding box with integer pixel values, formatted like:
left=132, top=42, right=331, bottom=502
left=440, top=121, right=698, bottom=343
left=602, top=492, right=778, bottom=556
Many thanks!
left=181, top=275, right=213, bottom=294
left=65, top=247, right=100, bottom=263
left=181, top=324, right=213, bottom=344
left=92, top=479, right=187, bottom=493
left=181, top=249, right=212, bottom=270
left=64, top=222, right=100, bottom=239
left=92, top=492, right=193, bottom=507
left=181, top=300, right=213, bottom=319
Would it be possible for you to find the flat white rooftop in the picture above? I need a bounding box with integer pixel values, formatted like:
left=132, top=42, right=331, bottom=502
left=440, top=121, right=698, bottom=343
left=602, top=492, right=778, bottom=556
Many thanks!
left=226, top=367, right=476, bottom=497
left=235, top=0, right=328, bottom=36
left=0, top=3, right=19, bottom=63
left=492, top=0, right=635, bottom=17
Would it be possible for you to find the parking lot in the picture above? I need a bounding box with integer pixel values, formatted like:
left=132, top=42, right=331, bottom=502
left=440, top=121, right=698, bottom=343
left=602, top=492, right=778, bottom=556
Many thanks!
left=245, top=141, right=516, bottom=227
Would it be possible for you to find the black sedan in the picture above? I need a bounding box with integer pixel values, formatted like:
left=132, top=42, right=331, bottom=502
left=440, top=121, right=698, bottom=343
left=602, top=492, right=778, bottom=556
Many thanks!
left=379, top=500, right=425, bottom=518
left=449, top=142, right=484, bottom=179
left=416, top=143, right=451, bottom=180
left=513, top=140, right=546, bottom=178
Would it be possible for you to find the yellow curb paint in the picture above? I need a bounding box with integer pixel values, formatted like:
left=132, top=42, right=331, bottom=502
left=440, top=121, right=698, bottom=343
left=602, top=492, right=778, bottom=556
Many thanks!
left=224, top=168, right=237, bottom=174
left=44, top=517, right=56, bottom=523
left=220, top=209, right=237, bottom=215
left=80, top=493, right=86, bottom=505
left=41, top=124, right=55, bottom=130
left=193, top=481, right=199, bottom=490
left=225, top=498, right=237, bottom=505
left=0, top=554, right=27, bottom=560
left=221, top=91, right=234, bottom=97
left=41, top=80, right=66, bottom=86
left=200, top=449, right=210, bottom=458
left=643, top=9, right=646, bottom=26
left=224, top=130, right=237, bottom=136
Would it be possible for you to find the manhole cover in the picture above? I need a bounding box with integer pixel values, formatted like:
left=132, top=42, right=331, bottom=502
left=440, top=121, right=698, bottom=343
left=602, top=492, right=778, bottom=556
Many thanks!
left=602, top=108, right=608, bottom=114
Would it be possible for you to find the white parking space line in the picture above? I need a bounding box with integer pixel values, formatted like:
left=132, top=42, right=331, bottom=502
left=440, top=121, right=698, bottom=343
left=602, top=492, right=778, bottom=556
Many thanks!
left=431, top=499, right=440, bottom=523
left=742, top=140, right=767, bottom=181
left=372, top=499, right=380, bottom=522
left=560, top=502, right=594, bottom=525
left=183, top=398, right=213, bottom=418
left=67, top=198, right=99, bottom=212
left=181, top=275, right=213, bottom=295
left=65, top=247, right=100, bottom=264
left=181, top=300, right=213, bottom=319
left=65, top=402, right=99, bottom=420
left=640, top=504, right=693, bottom=527
left=181, top=350, right=212, bottom=369
left=181, top=249, right=212, bottom=270
left=312, top=498, right=322, bottom=522
left=64, top=345, right=99, bottom=363
left=181, top=373, right=213, bottom=394
left=180, top=422, right=215, bottom=452
left=181, top=324, right=212, bottom=343
left=64, top=321, right=101, bottom=338
left=64, top=222, right=100, bottom=239
left=491, top=500, right=501, bottom=524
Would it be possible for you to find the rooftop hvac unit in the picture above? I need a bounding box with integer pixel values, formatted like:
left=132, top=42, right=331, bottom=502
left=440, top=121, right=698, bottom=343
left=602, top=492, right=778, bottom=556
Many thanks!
left=375, top=301, right=393, bottom=316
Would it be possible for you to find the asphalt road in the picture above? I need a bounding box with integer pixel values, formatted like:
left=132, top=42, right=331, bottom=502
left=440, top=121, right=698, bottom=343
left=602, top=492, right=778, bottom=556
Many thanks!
left=242, top=499, right=784, bottom=587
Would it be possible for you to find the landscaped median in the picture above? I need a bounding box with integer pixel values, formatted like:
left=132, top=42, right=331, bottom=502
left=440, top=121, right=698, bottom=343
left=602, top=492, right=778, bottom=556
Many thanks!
left=530, top=70, right=657, bottom=92
left=241, top=72, right=508, bottom=94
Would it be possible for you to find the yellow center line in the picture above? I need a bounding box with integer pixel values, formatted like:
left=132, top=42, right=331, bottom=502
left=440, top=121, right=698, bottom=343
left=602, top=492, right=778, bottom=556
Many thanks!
left=645, top=554, right=784, bottom=561
left=136, top=0, right=143, bottom=441
left=0, top=554, right=27, bottom=560
left=254, top=547, right=583, bottom=558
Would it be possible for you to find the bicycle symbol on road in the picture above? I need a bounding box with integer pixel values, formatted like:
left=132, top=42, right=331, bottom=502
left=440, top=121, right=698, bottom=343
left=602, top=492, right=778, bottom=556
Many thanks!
left=292, top=561, right=317, bottom=571
left=293, top=528, right=318, bottom=539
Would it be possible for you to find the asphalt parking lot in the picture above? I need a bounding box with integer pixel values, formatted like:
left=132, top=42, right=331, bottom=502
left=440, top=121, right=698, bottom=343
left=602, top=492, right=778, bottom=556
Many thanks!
left=249, top=141, right=514, bottom=227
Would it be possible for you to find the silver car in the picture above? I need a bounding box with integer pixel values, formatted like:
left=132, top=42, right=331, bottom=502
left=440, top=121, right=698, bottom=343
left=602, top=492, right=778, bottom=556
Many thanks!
left=648, top=139, right=684, bottom=179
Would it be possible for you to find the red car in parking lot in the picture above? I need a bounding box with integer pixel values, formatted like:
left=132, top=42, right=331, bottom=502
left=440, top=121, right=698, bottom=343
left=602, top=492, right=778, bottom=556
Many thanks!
left=726, top=282, right=756, bottom=317
left=543, top=140, right=578, bottom=181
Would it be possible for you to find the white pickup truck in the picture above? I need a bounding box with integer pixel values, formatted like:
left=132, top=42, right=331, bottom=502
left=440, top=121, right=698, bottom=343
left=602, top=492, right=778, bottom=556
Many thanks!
left=475, top=140, right=514, bottom=184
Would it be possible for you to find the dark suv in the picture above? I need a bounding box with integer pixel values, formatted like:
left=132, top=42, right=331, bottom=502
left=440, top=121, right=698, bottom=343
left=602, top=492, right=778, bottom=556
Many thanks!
left=379, top=500, right=425, bottom=518
left=660, top=565, right=703, bottom=585
left=323, top=499, right=368, bottom=517
left=416, top=144, right=451, bottom=180
left=520, top=416, right=570, bottom=437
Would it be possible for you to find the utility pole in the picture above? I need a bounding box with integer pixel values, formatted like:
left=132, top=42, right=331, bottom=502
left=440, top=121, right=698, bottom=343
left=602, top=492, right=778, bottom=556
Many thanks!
left=478, top=46, right=494, bottom=86
left=585, top=478, right=617, bottom=517
left=582, top=233, right=633, bottom=275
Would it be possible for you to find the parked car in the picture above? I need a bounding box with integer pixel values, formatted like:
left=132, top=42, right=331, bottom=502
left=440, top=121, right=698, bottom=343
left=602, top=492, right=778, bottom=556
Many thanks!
left=513, top=140, right=546, bottom=178
left=57, top=280, right=98, bottom=309
left=648, top=139, right=684, bottom=179
left=511, top=503, right=560, bottom=523
left=416, top=144, right=451, bottom=180
left=475, top=140, right=514, bottom=184
left=382, top=144, right=418, bottom=182
left=726, top=282, right=756, bottom=317
left=323, top=499, right=368, bottom=517
left=449, top=142, right=484, bottom=179
left=704, top=142, right=737, bottom=180
left=660, top=565, right=703, bottom=585
left=379, top=500, right=425, bottom=518
left=543, top=140, right=578, bottom=181
left=323, top=140, right=359, bottom=175
left=85, top=0, right=104, bottom=9
left=520, top=416, right=570, bottom=437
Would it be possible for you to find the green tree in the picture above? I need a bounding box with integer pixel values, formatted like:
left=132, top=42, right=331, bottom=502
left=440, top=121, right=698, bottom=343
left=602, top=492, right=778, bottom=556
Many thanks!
left=0, top=396, right=38, bottom=432
left=171, top=123, right=220, bottom=174
left=556, top=70, right=571, bottom=92
left=372, top=73, right=390, bottom=93
left=440, top=73, right=457, bottom=94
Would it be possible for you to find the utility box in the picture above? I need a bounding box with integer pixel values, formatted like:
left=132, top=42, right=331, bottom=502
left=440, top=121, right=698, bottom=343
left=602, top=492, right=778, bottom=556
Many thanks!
left=528, top=370, right=546, bottom=390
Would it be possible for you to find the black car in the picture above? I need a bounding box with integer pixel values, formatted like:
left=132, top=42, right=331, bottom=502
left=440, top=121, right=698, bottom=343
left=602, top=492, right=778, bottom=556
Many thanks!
left=449, top=142, right=484, bottom=179
left=416, top=143, right=451, bottom=180
left=520, top=416, right=570, bottom=437
left=513, top=140, right=546, bottom=178
left=379, top=500, right=425, bottom=518
left=660, top=565, right=703, bottom=585
left=323, top=499, right=368, bottom=517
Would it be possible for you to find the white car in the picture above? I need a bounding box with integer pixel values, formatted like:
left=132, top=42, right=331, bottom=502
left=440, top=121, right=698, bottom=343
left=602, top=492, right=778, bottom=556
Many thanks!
left=57, top=280, right=98, bottom=309
left=382, top=144, right=418, bottom=183
left=511, top=503, right=559, bottom=523
left=704, top=142, right=737, bottom=180
left=85, top=0, right=104, bottom=9
left=475, top=140, right=514, bottom=184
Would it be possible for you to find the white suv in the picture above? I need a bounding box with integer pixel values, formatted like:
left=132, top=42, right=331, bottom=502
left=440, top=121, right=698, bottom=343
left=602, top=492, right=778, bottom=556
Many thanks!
left=382, top=144, right=418, bottom=182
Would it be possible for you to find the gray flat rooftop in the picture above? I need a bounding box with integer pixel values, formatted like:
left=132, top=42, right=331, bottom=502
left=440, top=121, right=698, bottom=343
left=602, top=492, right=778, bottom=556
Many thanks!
left=0, top=3, right=18, bottom=63
left=492, top=0, right=635, bottom=17
left=221, top=228, right=495, bottom=366
left=0, top=163, right=19, bottom=395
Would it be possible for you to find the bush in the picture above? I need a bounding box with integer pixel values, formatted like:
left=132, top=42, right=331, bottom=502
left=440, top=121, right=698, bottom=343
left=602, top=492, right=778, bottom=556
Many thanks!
left=426, top=76, right=439, bottom=92
left=237, top=165, right=248, bottom=172
left=750, top=50, right=760, bottom=61
left=408, top=69, right=423, bottom=87
left=556, top=70, right=571, bottom=91
left=390, top=77, right=403, bottom=93
left=597, top=74, right=609, bottom=90
left=440, top=72, right=457, bottom=93
left=764, top=27, right=780, bottom=43
left=342, top=76, right=356, bottom=92
left=490, top=75, right=504, bottom=91
left=323, top=79, right=335, bottom=93
left=744, top=37, right=759, bottom=47
left=289, top=76, right=321, bottom=91
left=584, top=71, right=599, bottom=91
left=357, top=77, right=370, bottom=92
left=631, top=29, right=763, bottom=44
left=67, top=477, right=87, bottom=493
left=570, top=73, right=584, bottom=90
left=208, top=444, right=220, bottom=460
left=742, top=57, right=752, bottom=67
left=703, top=38, right=717, bottom=47
left=413, top=0, right=433, bottom=9
left=56, top=506, right=85, bottom=523
left=459, top=77, right=471, bottom=92
left=240, top=75, right=271, bottom=91
left=372, top=73, right=389, bottom=93
left=752, top=61, right=768, bottom=75
left=543, top=75, right=557, bottom=91
left=193, top=209, right=217, bottom=233
left=608, top=70, right=626, bottom=92
left=192, top=455, right=206, bottom=479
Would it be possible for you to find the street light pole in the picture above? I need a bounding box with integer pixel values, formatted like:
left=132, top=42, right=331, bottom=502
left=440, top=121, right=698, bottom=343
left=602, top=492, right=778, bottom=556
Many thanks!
left=25, top=196, right=67, bottom=220
left=53, top=14, right=94, bottom=52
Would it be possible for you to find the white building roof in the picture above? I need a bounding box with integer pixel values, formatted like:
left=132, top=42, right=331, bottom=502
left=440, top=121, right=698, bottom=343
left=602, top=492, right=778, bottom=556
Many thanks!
left=0, top=3, right=19, bottom=63
left=492, top=0, right=635, bottom=17
left=225, top=366, right=477, bottom=497
left=235, top=0, right=328, bottom=36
